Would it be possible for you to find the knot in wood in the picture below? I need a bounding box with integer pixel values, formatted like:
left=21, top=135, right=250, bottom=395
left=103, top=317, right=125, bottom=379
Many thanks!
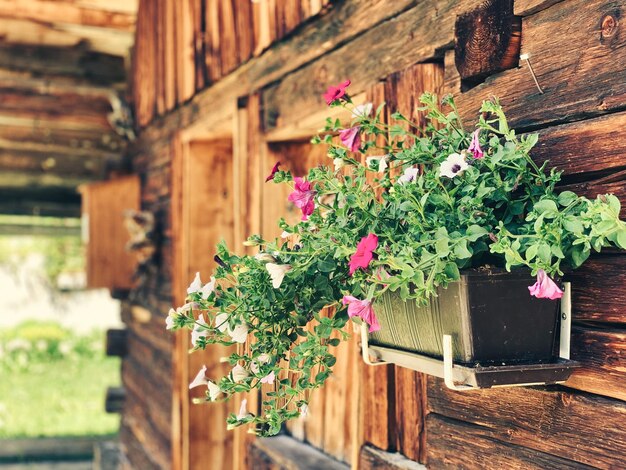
left=601, top=14, right=619, bottom=39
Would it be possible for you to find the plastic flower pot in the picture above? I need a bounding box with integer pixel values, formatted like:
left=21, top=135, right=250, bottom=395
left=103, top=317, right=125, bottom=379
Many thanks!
left=369, top=268, right=560, bottom=365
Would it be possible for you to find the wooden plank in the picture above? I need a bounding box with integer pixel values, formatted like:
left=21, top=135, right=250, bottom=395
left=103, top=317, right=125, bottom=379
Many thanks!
left=164, top=0, right=176, bottom=110
left=567, top=256, right=626, bottom=324
left=566, top=326, right=626, bottom=402
left=235, top=0, right=254, bottom=65
left=206, top=0, right=222, bottom=83
left=248, top=435, right=349, bottom=470
left=426, top=414, right=593, bottom=469
left=175, top=0, right=195, bottom=104
left=155, top=0, right=166, bottom=115
left=219, top=0, right=239, bottom=76
left=531, top=112, right=626, bottom=178
left=453, top=0, right=626, bottom=130
left=514, top=0, right=564, bottom=16
left=191, top=0, right=206, bottom=91
left=427, top=378, right=626, bottom=468
left=359, top=445, right=426, bottom=470
left=0, top=148, right=112, bottom=180
left=0, top=0, right=136, bottom=31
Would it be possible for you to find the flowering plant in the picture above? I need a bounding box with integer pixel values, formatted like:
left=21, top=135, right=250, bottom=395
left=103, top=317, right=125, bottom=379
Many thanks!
left=167, top=83, right=626, bottom=436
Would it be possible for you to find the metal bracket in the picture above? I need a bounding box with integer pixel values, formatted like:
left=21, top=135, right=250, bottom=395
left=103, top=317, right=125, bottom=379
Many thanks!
left=559, top=282, right=572, bottom=360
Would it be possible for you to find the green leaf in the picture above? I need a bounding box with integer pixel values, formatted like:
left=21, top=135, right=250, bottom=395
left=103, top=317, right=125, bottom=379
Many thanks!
left=317, top=258, right=336, bottom=273
left=563, top=216, right=583, bottom=233
left=525, top=243, right=538, bottom=261
left=435, top=237, right=450, bottom=257
left=453, top=240, right=472, bottom=259
left=537, top=243, right=551, bottom=263
left=533, top=199, right=558, bottom=215
left=466, top=225, right=488, bottom=242
left=571, top=246, right=590, bottom=268
left=616, top=229, right=626, bottom=249
left=443, top=262, right=460, bottom=280
left=557, top=191, right=578, bottom=207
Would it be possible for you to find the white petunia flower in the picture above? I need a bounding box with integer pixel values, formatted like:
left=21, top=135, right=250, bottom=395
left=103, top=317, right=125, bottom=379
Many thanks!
left=250, top=353, right=271, bottom=374
left=300, top=404, right=309, bottom=417
left=165, top=308, right=177, bottom=330
left=333, top=158, right=346, bottom=172
left=280, top=231, right=291, bottom=239
left=189, top=365, right=209, bottom=389
left=439, top=152, right=469, bottom=178
left=199, top=276, right=216, bottom=299
left=231, top=364, right=249, bottom=383
left=191, top=314, right=209, bottom=347
left=229, top=323, right=249, bottom=344
left=187, top=272, right=202, bottom=295
left=366, top=155, right=389, bottom=173
left=398, top=167, right=419, bottom=184
left=236, top=399, right=250, bottom=420
left=352, top=102, right=373, bottom=119
left=266, top=263, right=292, bottom=289
left=260, top=371, right=276, bottom=384
left=207, top=381, right=222, bottom=401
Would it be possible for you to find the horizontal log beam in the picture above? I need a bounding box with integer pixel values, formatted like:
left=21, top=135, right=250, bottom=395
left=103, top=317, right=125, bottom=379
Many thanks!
left=426, top=414, right=592, bottom=469
left=0, top=44, right=126, bottom=83
left=514, top=0, right=565, bottom=16
left=359, top=445, right=425, bottom=470
left=0, top=171, right=93, bottom=191
left=0, top=0, right=136, bottom=31
left=0, top=223, right=80, bottom=237
left=427, top=377, right=626, bottom=468
left=249, top=436, right=349, bottom=470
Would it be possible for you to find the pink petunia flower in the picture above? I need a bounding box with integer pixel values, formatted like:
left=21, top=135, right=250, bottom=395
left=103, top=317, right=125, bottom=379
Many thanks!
left=265, top=162, right=281, bottom=182
left=260, top=371, right=276, bottom=384
left=288, top=177, right=316, bottom=220
left=342, top=296, right=381, bottom=332
left=468, top=130, right=484, bottom=159
left=323, top=80, right=351, bottom=105
left=339, top=126, right=361, bottom=153
left=528, top=269, right=563, bottom=300
left=348, top=233, right=378, bottom=275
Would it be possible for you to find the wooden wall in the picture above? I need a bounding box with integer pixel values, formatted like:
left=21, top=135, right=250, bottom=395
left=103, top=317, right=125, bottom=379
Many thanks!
left=125, top=0, right=626, bottom=468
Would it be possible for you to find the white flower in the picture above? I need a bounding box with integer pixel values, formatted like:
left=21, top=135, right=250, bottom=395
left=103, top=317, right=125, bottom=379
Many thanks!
left=214, top=312, right=229, bottom=333
left=237, top=399, right=250, bottom=420
left=300, top=404, right=308, bottom=417
left=229, top=323, right=249, bottom=344
left=199, top=276, right=216, bottom=299
left=231, top=364, right=249, bottom=383
left=260, top=371, right=276, bottom=384
left=280, top=231, right=291, bottom=239
left=333, top=158, right=345, bottom=172
left=366, top=155, right=388, bottom=173
left=189, top=365, right=208, bottom=389
left=254, top=252, right=276, bottom=263
left=165, top=308, right=177, bottom=330
left=439, top=152, right=469, bottom=178
left=187, top=272, right=202, bottom=295
left=398, top=167, right=419, bottom=184
left=191, top=314, right=209, bottom=347
left=250, top=353, right=271, bottom=374
left=266, top=263, right=292, bottom=288
left=352, top=102, right=373, bottom=118
left=207, top=381, right=222, bottom=401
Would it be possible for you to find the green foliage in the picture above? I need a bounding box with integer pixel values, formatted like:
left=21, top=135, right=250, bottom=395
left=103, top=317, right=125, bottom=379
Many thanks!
left=169, top=93, right=626, bottom=436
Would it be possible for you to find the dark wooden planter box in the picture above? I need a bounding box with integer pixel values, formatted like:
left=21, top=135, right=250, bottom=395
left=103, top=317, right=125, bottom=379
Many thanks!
left=369, top=269, right=559, bottom=365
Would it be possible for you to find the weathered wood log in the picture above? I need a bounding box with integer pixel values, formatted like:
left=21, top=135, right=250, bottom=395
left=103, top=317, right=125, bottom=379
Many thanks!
left=106, top=328, right=128, bottom=357
left=452, top=0, right=626, bottom=130
left=248, top=436, right=349, bottom=470
left=566, top=326, right=626, bottom=402
left=454, top=0, right=521, bottom=86
left=515, top=0, right=566, bottom=16
left=0, top=148, right=112, bottom=180
left=359, top=445, right=424, bottom=470
left=427, top=377, right=626, bottom=468
left=119, top=422, right=167, bottom=470
left=426, top=414, right=593, bottom=469
left=105, top=386, right=126, bottom=413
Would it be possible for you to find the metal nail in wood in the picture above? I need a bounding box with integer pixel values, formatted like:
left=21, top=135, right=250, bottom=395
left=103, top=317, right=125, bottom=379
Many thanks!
left=520, top=53, right=544, bottom=94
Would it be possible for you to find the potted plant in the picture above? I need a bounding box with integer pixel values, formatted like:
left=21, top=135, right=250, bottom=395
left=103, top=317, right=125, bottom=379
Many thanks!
left=166, top=82, right=626, bottom=435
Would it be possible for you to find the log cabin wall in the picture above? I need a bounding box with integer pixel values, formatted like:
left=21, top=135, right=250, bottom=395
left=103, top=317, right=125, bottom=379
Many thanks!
left=125, top=0, right=626, bottom=468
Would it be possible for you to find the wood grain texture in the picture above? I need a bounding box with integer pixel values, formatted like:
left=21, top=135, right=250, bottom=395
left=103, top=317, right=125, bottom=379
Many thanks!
left=359, top=445, right=426, bottom=470
left=427, top=378, right=626, bottom=468
left=249, top=435, right=349, bottom=470
left=426, top=414, right=593, bottom=469
left=566, top=326, right=626, bottom=402
left=514, top=0, right=565, bottom=16
left=454, top=0, right=521, bottom=84
left=453, top=0, right=626, bottom=130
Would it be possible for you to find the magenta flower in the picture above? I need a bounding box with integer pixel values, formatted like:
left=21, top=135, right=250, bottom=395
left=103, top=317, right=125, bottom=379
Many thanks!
left=528, top=269, right=563, bottom=300
left=348, top=233, right=378, bottom=275
left=339, top=126, right=361, bottom=153
left=288, top=177, right=316, bottom=220
left=323, top=79, right=351, bottom=105
left=342, top=296, right=381, bottom=332
left=265, top=162, right=281, bottom=182
left=468, top=129, right=484, bottom=159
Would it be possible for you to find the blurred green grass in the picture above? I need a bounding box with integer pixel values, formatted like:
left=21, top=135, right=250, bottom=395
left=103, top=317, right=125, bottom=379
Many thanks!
left=0, top=322, right=120, bottom=438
